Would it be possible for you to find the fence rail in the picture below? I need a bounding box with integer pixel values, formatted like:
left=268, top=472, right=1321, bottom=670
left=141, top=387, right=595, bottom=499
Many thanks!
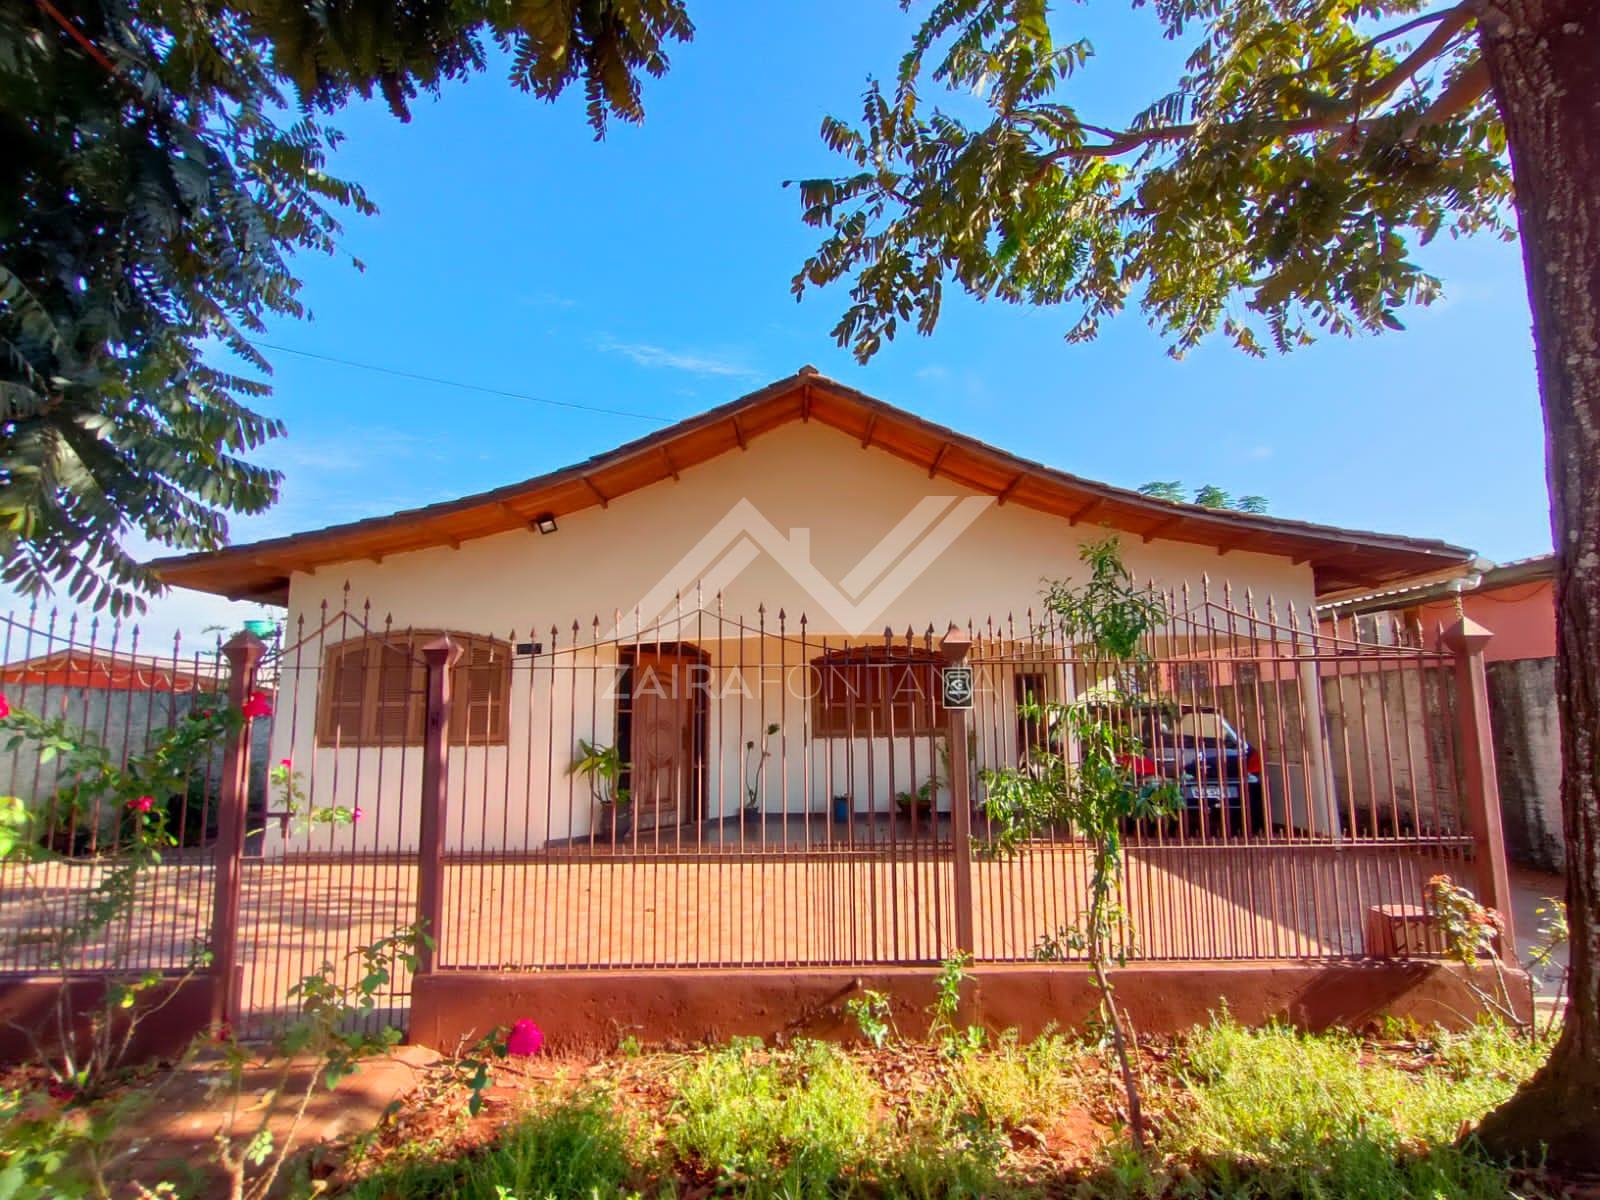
left=0, top=583, right=1514, bottom=1040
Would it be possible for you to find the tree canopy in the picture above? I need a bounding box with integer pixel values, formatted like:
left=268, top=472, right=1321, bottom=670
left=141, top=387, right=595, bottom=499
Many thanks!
left=1138, top=481, right=1269, bottom=513
left=0, top=0, right=691, bottom=613
left=793, top=0, right=1510, bottom=363
left=792, top=0, right=1598, bottom=1173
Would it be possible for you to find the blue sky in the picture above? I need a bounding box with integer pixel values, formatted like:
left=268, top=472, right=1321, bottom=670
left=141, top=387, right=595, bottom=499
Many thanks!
left=35, top=1, right=1559, bottom=640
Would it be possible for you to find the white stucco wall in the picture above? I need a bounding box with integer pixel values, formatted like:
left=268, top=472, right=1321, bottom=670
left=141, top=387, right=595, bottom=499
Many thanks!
left=260, top=420, right=1321, bottom=854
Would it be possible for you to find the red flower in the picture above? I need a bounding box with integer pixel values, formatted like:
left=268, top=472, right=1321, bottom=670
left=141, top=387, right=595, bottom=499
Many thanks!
left=0, top=694, right=10, bottom=720
left=128, top=795, right=155, bottom=813
left=46, top=1080, right=76, bottom=1103
left=279, top=757, right=292, bottom=769
left=506, top=1019, right=544, bottom=1057
left=240, top=691, right=273, bottom=720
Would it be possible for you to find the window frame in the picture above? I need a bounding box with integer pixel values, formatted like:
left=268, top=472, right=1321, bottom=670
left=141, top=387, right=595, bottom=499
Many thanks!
left=316, top=630, right=511, bottom=748
left=810, top=645, right=946, bottom=739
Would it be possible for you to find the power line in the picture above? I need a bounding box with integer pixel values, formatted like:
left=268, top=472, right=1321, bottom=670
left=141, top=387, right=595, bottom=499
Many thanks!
left=249, top=341, right=676, bottom=425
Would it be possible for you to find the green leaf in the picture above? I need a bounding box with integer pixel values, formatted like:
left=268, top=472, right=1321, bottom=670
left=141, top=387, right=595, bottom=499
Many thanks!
left=244, top=1127, right=274, bottom=1167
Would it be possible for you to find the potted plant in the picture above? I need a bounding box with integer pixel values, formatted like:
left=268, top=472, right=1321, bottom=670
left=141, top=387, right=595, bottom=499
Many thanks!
left=742, top=722, right=780, bottom=822
left=568, top=739, right=632, bottom=842
left=895, top=777, right=938, bottom=814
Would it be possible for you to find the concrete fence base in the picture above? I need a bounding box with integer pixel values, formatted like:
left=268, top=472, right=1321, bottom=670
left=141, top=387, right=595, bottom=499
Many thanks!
left=0, top=972, right=219, bottom=1064
left=411, top=959, right=1531, bottom=1054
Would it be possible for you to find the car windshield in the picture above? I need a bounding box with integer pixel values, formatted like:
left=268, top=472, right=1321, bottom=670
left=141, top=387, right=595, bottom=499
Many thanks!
left=1168, top=710, right=1239, bottom=745
left=1080, top=703, right=1241, bottom=749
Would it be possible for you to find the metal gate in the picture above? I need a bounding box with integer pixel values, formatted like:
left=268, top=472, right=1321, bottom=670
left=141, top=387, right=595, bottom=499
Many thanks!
left=232, top=602, right=427, bottom=1037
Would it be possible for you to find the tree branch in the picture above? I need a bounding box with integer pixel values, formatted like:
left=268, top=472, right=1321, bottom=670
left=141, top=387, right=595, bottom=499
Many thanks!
left=33, top=0, right=116, bottom=74
left=1404, top=57, right=1492, bottom=136
left=1042, top=1, right=1478, bottom=161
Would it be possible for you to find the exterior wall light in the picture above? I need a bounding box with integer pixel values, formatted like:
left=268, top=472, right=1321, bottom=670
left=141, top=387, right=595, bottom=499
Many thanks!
left=534, top=513, right=558, bottom=535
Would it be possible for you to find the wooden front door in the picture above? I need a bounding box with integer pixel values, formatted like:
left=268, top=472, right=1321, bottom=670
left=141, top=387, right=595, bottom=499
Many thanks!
left=626, top=647, right=704, bottom=832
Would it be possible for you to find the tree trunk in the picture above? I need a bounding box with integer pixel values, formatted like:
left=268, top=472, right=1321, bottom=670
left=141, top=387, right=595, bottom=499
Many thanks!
left=1474, top=0, right=1600, bottom=1175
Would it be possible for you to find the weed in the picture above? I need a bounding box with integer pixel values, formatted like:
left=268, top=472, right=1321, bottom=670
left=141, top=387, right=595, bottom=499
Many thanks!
left=346, top=1090, right=635, bottom=1199
left=670, top=1039, right=879, bottom=1194
left=931, top=952, right=971, bottom=1033
left=1166, top=1016, right=1543, bottom=1200
left=941, top=1024, right=988, bottom=1061
left=845, top=989, right=893, bottom=1049
left=954, top=1031, right=1074, bottom=1131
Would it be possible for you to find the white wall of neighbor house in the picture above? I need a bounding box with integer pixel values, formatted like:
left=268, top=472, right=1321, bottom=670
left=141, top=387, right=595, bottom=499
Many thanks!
left=262, top=420, right=1324, bottom=854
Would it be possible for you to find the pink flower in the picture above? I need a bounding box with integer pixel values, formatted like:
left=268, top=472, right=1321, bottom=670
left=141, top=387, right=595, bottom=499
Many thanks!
left=128, top=795, right=155, bottom=813
left=506, top=1019, right=544, bottom=1057
left=352, top=806, right=364, bottom=823
left=0, top=694, right=10, bottom=720
left=240, top=691, right=273, bottom=720
left=279, top=757, right=292, bottom=769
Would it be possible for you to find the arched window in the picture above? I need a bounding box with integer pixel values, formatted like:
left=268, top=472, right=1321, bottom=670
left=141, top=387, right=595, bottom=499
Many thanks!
left=810, top=645, right=945, bottom=738
left=318, top=632, right=510, bottom=747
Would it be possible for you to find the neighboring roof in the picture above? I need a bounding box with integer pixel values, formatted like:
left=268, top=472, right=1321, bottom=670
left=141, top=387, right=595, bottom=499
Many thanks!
left=151, top=368, right=1475, bottom=604
left=1480, top=553, right=1558, bottom=587
left=1316, top=552, right=1554, bottom=616
left=0, top=649, right=227, bottom=693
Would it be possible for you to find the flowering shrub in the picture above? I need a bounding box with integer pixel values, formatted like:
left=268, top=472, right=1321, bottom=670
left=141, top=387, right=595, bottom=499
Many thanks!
left=268, top=760, right=358, bottom=834
left=0, top=695, right=241, bottom=857
left=1424, top=874, right=1503, bottom=965
left=240, top=690, right=273, bottom=720
left=1424, top=874, right=1530, bottom=1034
left=507, top=1018, right=545, bottom=1057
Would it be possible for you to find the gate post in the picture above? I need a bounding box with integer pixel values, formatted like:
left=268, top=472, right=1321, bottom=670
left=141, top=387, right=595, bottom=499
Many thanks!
left=211, top=631, right=266, bottom=1030
left=416, top=637, right=462, bottom=974
left=1442, top=616, right=1517, bottom=962
left=941, top=624, right=976, bottom=957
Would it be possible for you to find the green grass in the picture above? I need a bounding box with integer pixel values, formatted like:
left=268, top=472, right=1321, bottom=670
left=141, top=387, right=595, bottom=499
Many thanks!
left=952, top=1029, right=1076, bottom=1131
left=1158, top=1017, right=1548, bottom=1199
left=330, top=1020, right=1551, bottom=1200
left=669, top=1037, right=881, bottom=1196
left=344, top=1089, right=636, bottom=1200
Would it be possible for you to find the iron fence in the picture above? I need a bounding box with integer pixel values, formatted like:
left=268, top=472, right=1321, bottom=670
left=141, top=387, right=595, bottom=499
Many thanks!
left=0, top=581, right=1507, bottom=1040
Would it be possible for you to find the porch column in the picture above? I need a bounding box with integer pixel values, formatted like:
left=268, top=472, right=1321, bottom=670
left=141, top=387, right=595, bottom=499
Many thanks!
left=210, top=630, right=266, bottom=1031
left=1442, top=616, right=1517, bottom=961
left=941, top=623, right=976, bottom=957
left=416, top=636, right=463, bottom=975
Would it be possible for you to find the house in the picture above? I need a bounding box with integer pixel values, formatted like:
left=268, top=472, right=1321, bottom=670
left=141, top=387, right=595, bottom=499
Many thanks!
left=1318, top=554, right=1562, bottom=873
left=146, top=369, right=1514, bottom=1043
left=153, top=368, right=1472, bottom=846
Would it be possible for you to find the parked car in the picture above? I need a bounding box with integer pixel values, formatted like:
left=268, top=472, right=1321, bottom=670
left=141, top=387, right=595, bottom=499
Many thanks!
left=1091, top=702, right=1266, bottom=837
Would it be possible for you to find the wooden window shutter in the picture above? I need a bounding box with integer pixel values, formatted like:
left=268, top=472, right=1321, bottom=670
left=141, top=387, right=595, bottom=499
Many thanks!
left=811, top=649, right=944, bottom=738
left=320, top=631, right=510, bottom=747
left=449, top=637, right=509, bottom=745
left=372, top=639, right=425, bottom=745
left=324, top=643, right=367, bottom=744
